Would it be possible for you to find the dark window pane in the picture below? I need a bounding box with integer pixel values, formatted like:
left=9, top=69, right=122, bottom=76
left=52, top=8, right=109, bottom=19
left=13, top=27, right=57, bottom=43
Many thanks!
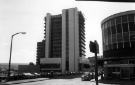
left=129, top=22, right=135, bottom=31
left=128, top=14, right=134, bottom=22
left=122, top=23, right=128, bottom=32
left=108, top=35, right=111, bottom=45
left=130, top=35, right=135, bottom=41
left=111, top=26, right=116, bottom=34
left=117, top=33, right=123, bottom=42
left=124, top=42, right=130, bottom=48
left=108, top=27, right=111, bottom=34
left=111, top=19, right=115, bottom=26
left=123, top=33, right=129, bottom=42
left=116, top=17, right=121, bottom=24
left=108, top=27, right=111, bottom=45
left=108, top=44, right=112, bottom=50
left=108, top=20, right=111, bottom=27
left=104, top=22, right=107, bottom=29
left=118, top=43, right=123, bottom=49
left=112, top=43, right=117, bottom=49
left=104, top=29, right=108, bottom=44
left=122, top=15, right=128, bottom=23
left=130, top=31, right=135, bottom=35
left=131, top=41, right=135, bottom=48
left=112, top=35, right=117, bottom=43
left=116, top=24, right=122, bottom=33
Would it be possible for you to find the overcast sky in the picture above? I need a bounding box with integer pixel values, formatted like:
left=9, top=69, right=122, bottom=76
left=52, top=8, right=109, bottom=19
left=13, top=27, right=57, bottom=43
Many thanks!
left=0, top=0, right=135, bottom=63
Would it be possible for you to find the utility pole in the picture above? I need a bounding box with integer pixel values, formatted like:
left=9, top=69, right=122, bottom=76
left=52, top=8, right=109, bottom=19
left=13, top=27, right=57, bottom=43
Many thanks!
left=95, top=47, right=98, bottom=85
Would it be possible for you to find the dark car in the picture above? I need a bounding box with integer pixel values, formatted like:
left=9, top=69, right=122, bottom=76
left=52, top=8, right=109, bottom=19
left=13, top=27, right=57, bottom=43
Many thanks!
left=81, top=72, right=94, bottom=81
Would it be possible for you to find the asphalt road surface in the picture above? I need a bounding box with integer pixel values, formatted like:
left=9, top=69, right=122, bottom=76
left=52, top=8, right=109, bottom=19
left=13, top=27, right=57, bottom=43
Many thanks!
left=2, top=77, right=135, bottom=85
left=1, top=77, right=115, bottom=85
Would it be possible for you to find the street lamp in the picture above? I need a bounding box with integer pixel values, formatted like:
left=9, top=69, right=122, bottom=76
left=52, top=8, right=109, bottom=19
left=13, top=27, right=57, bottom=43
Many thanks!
left=7, top=32, right=26, bottom=80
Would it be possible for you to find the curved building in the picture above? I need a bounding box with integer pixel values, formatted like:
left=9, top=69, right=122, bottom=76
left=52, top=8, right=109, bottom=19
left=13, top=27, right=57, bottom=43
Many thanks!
left=101, top=10, right=135, bottom=79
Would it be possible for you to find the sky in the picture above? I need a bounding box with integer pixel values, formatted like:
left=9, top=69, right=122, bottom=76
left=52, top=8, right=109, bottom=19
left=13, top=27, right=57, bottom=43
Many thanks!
left=0, top=0, right=135, bottom=64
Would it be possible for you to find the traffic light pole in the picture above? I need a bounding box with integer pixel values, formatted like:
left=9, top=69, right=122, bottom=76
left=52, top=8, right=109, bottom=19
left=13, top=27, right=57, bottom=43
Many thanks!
left=95, top=51, right=98, bottom=85
left=89, top=40, right=99, bottom=85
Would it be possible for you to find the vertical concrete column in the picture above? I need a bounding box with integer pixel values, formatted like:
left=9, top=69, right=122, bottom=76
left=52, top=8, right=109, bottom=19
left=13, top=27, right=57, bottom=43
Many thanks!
left=68, top=8, right=75, bottom=72
left=62, top=9, right=66, bottom=73
left=45, top=13, right=51, bottom=58
left=74, top=8, right=79, bottom=72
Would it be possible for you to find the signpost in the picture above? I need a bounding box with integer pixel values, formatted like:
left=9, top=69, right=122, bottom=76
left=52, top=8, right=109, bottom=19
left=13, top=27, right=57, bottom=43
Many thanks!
left=89, top=40, right=99, bottom=85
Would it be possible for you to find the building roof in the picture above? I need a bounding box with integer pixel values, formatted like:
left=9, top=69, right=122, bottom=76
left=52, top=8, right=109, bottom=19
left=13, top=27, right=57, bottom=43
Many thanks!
left=101, top=10, right=135, bottom=25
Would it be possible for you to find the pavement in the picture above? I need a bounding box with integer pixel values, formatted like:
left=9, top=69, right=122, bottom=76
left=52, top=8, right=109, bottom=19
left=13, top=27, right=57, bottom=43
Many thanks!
left=98, top=79, right=135, bottom=85
left=0, top=78, right=48, bottom=85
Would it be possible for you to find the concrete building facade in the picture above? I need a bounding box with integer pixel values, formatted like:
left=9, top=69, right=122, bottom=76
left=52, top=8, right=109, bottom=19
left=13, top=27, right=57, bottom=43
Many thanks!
left=101, top=10, right=135, bottom=79
left=36, top=40, right=45, bottom=65
left=39, top=8, right=85, bottom=73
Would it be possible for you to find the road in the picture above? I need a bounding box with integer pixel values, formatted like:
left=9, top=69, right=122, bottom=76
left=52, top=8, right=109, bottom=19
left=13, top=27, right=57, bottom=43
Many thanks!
left=2, top=75, right=135, bottom=85
left=1, top=77, right=117, bottom=85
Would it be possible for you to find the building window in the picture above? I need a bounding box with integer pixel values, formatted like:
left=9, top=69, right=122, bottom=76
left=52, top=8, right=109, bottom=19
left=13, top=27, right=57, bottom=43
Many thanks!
left=124, top=42, right=130, bottom=48
left=116, top=16, right=121, bottom=24
left=41, top=64, right=60, bottom=68
left=129, top=22, right=135, bottom=31
left=131, top=41, right=135, bottom=48
left=108, top=27, right=112, bottom=45
left=111, top=26, right=116, bottom=34
left=120, top=60, right=128, bottom=64
left=112, top=43, right=117, bottom=49
left=118, top=43, right=123, bottom=49
left=111, top=19, right=115, bottom=26
left=122, top=15, right=128, bottom=23
left=128, top=14, right=134, bottom=22
left=122, top=23, right=129, bottom=32
left=123, top=32, right=129, bottom=42
left=130, top=33, right=135, bottom=42
left=116, top=24, right=122, bottom=33
left=129, top=60, right=135, bottom=64
left=117, top=33, right=123, bottom=42
left=112, top=35, right=117, bottom=43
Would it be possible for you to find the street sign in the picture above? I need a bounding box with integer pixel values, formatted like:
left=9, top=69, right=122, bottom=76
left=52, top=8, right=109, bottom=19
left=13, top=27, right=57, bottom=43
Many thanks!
left=76, top=0, right=135, bottom=2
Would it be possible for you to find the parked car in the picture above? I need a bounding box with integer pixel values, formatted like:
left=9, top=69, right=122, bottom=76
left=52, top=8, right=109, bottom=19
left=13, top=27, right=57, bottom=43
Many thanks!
left=22, top=73, right=35, bottom=79
left=34, top=73, right=41, bottom=78
left=81, top=72, right=94, bottom=81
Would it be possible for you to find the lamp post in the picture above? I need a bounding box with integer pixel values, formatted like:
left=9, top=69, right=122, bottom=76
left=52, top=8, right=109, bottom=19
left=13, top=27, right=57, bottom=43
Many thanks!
left=7, top=32, right=26, bottom=80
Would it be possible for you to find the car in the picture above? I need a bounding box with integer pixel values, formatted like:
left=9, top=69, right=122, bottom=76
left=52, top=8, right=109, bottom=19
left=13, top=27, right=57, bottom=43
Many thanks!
left=34, top=73, right=41, bottom=78
left=81, top=72, right=94, bottom=81
left=22, top=73, right=35, bottom=79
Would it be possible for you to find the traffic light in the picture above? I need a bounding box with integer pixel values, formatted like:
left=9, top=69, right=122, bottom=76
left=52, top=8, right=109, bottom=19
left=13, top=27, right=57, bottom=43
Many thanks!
left=89, top=41, right=96, bottom=53
left=76, top=0, right=135, bottom=2
left=89, top=41, right=99, bottom=53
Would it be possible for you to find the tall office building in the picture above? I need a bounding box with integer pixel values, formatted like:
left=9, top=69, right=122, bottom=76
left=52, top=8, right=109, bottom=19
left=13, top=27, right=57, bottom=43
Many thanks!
left=39, top=7, right=85, bottom=73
